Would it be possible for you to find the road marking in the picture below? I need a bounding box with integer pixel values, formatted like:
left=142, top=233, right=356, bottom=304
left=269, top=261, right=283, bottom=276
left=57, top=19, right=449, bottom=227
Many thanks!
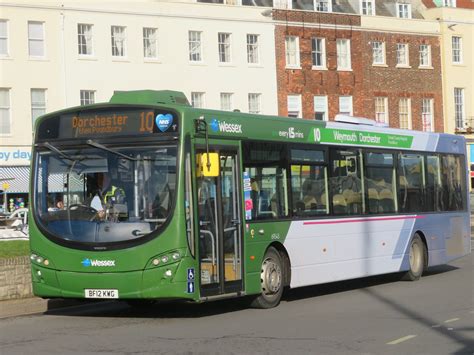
left=431, top=324, right=441, bottom=328
left=387, top=335, right=417, bottom=345
left=444, top=318, right=460, bottom=323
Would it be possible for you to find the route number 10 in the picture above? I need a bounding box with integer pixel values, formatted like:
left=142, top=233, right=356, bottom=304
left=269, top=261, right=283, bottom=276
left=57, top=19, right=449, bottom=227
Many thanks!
left=140, top=111, right=154, bottom=132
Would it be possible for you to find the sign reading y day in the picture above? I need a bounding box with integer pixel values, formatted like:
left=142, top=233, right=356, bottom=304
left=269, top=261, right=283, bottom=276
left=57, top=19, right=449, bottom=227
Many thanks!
left=0, top=147, right=32, bottom=166
left=311, top=128, right=413, bottom=149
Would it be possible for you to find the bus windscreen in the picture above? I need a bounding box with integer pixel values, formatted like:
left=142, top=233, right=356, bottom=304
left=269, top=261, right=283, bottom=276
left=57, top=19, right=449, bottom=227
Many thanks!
left=33, top=143, right=177, bottom=246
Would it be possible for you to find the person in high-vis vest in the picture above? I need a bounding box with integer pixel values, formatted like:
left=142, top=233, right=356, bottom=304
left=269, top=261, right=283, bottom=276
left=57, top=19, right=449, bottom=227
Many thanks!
left=104, top=184, right=127, bottom=221
left=90, top=172, right=126, bottom=220
left=104, top=185, right=126, bottom=205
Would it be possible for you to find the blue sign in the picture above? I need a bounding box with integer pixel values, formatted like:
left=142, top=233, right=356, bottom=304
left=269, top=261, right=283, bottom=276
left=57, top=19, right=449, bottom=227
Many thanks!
left=155, top=113, right=173, bottom=132
left=81, top=258, right=91, bottom=267
left=187, top=281, right=195, bottom=293
left=210, top=118, right=219, bottom=132
left=187, top=268, right=195, bottom=281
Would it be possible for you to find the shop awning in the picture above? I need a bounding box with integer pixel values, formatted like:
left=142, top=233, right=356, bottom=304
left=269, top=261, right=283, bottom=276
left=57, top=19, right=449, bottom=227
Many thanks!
left=0, top=166, right=30, bottom=193
left=0, top=166, right=65, bottom=193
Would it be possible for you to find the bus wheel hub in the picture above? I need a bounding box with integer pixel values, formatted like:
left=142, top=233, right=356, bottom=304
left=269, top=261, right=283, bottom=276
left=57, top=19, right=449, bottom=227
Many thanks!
left=261, top=258, right=282, bottom=295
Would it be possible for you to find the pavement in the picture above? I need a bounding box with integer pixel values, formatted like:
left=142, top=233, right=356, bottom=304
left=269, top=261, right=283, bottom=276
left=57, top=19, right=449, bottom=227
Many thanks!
left=0, top=227, right=28, bottom=241
left=0, top=297, right=101, bottom=319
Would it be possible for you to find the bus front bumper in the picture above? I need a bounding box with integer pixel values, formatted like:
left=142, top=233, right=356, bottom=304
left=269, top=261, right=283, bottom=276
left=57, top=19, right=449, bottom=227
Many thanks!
left=31, top=263, right=196, bottom=301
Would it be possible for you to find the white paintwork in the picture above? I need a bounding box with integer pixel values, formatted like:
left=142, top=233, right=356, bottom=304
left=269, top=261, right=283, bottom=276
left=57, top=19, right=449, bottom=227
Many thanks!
left=283, top=212, right=470, bottom=289
left=284, top=216, right=418, bottom=288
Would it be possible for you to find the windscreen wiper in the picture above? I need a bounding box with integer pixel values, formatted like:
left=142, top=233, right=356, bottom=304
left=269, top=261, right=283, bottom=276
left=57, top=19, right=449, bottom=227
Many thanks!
left=87, top=140, right=155, bottom=162
left=86, top=140, right=137, bottom=161
left=43, top=142, right=85, bottom=163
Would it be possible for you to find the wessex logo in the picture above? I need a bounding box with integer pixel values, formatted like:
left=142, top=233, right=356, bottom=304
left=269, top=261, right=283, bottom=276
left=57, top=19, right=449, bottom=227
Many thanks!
left=81, top=258, right=116, bottom=267
left=209, top=118, right=242, bottom=134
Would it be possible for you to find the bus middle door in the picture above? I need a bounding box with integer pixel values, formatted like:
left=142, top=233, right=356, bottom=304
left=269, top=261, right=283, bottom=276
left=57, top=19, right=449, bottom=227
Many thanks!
left=196, top=147, right=243, bottom=298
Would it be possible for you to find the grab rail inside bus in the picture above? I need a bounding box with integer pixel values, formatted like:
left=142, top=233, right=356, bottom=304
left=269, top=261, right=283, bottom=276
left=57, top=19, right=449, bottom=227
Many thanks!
left=199, top=229, right=216, bottom=266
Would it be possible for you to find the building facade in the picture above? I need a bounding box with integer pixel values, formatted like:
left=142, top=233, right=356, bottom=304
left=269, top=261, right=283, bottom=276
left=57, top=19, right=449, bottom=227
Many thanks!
left=1, top=0, right=472, bottom=209
left=422, top=2, right=474, bottom=186
left=274, top=8, right=444, bottom=134
left=0, top=0, right=278, bottom=210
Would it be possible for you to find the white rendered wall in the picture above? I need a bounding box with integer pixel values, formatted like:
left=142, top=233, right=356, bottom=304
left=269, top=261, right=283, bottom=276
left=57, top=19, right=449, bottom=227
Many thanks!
left=0, top=0, right=278, bottom=158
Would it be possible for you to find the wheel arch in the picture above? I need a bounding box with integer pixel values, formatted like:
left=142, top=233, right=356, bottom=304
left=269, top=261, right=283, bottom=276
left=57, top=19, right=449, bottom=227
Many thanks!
left=268, top=241, right=291, bottom=287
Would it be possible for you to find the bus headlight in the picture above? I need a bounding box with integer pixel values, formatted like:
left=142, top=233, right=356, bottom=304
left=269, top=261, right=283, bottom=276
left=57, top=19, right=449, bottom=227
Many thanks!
left=30, top=252, right=51, bottom=267
left=171, top=252, right=180, bottom=260
left=147, top=250, right=184, bottom=269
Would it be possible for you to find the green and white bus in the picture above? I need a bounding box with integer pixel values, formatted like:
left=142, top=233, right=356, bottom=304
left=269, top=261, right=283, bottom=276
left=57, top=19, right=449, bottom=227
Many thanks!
left=30, top=90, right=471, bottom=308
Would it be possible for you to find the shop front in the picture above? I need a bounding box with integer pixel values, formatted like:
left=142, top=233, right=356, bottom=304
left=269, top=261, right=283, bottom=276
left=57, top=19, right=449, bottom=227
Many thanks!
left=0, top=147, right=32, bottom=214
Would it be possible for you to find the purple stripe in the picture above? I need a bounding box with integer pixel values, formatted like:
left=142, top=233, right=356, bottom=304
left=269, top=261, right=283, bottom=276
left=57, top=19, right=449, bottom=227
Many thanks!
left=303, top=215, right=424, bottom=226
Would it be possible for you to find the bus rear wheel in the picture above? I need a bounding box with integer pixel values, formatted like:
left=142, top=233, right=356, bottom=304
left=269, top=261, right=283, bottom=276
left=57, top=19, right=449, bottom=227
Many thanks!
left=403, top=234, right=426, bottom=281
left=251, top=247, right=284, bottom=309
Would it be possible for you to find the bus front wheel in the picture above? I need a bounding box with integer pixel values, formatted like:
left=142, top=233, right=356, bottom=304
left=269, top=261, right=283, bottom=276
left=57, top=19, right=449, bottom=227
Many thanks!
left=251, top=247, right=284, bottom=309
left=403, top=233, right=427, bottom=281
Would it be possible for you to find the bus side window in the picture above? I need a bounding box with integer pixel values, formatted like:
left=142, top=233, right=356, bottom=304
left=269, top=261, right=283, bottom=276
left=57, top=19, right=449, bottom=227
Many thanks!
left=442, top=155, right=465, bottom=211
left=364, top=152, right=396, bottom=214
left=330, top=149, right=363, bottom=215
left=398, top=154, right=424, bottom=213
left=290, top=164, right=328, bottom=217
left=243, top=142, right=289, bottom=220
left=426, top=155, right=442, bottom=212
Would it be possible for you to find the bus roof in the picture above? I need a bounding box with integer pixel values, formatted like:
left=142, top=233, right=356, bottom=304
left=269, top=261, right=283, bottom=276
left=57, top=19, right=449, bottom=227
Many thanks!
left=34, top=90, right=465, bottom=156
left=179, top=103, right=465, bottom=155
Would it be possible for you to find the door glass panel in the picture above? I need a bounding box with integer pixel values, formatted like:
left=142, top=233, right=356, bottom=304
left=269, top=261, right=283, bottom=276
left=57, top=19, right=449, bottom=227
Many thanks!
left=198, top=175, right=219, bottom=285
left=197, top=149, right=242, bottom=290
left=221, top=154, right=241, bottom=282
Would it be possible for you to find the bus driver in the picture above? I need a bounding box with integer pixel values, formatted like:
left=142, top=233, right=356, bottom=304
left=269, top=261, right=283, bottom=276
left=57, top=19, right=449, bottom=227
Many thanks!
left=90, top=172, right=126, bottom=220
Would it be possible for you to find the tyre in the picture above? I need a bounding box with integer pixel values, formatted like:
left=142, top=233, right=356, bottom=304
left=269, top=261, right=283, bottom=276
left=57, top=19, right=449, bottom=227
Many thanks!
left=251, top=247, right=284, bottom=309
left=402, top=234, right=427, bottom=281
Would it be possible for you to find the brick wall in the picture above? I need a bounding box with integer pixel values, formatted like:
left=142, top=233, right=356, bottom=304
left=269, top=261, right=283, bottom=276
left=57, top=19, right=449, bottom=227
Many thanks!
left=275, top=16, right=444, bottom=132
left=276, top=25, right=364, bottom=119
left=360, top=31, right=444, bottom=132
left=0, top=257, right=33, bottom=300
left=457, top=0, right=474, bottom=9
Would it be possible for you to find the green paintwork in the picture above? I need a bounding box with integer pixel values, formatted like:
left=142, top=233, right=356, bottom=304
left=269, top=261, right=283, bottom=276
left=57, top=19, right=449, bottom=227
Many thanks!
left=29, top=90, right=416, bottom=302
left=243, top=222, right=291, bottom=295
left=311, top=127, right=414, bottom=148
left=109, top=90, right=191, bottom=107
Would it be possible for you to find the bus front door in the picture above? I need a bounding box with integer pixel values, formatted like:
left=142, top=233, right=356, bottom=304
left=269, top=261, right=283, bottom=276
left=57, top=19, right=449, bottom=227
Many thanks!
left=197, top=149, right=243, bottom=297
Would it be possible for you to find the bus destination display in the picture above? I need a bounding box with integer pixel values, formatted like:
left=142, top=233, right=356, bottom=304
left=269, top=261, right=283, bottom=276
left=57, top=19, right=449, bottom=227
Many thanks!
left=58, top=109, right=178, bottom=138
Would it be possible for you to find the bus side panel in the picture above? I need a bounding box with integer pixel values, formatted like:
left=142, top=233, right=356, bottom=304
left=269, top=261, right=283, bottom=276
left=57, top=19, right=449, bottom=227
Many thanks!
left=244, top=221, right=292, bottom=296
left=284, top=213, right=470, bottom=289
left=410, top=213, right=470, bottom=265
left=284, top=216, right=417, bottom=289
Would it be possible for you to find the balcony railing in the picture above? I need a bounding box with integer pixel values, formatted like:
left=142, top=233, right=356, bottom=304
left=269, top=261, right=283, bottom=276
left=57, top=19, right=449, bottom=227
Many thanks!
left=455, top=116, right=474, bottom=134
